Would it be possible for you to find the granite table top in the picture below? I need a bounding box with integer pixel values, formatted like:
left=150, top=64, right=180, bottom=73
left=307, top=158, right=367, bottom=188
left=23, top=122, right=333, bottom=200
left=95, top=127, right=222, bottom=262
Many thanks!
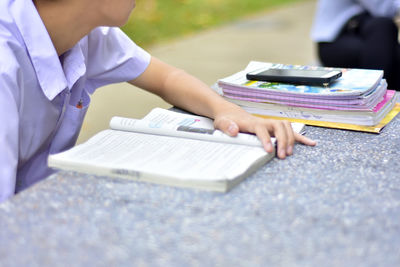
left=1, top=115, right=400, bottom=267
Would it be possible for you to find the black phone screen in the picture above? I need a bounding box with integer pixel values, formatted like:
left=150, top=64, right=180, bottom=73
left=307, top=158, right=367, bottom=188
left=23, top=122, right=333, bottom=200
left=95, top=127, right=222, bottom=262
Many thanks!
left=246, top=68, right=342, bottom=85
left=256, top=69, right=338, bottom=78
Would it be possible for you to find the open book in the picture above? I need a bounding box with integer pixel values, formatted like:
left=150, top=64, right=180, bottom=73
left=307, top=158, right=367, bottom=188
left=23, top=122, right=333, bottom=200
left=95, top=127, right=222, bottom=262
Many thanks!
left=48, top=108, right=305, bottom=192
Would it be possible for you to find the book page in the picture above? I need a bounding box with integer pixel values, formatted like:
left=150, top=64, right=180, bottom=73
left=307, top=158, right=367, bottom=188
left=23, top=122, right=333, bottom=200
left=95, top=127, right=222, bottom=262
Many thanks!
left=49, top=130, right=270, bottom=182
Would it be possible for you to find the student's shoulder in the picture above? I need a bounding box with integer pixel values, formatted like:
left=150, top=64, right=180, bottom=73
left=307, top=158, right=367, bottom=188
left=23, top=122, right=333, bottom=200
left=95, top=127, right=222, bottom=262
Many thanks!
left=0, top=8, right=25, bottom=64
left=0, top=37, right=24, bottom=74
left=0, top=0, right=17, bottom=33
left=0, top=32, right=25, bottom=82
left=0, top=11, right=26, bottom=65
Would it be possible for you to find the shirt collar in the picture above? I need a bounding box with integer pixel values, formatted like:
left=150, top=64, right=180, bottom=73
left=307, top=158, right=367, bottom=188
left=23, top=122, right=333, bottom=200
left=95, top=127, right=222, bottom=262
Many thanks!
left=10, top=0, right=86, bottom=100
left=61, top=44, right=87, bottom=90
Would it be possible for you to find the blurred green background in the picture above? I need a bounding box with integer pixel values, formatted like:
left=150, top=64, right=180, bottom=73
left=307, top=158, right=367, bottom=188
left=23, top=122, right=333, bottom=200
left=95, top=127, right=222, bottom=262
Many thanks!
left=122, top=0, right=302, bottom=48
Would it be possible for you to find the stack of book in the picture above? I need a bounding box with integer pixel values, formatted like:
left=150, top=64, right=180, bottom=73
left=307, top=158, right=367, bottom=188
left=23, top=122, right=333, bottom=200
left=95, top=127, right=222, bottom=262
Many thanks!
left=217, top=61, right=400, bottom=133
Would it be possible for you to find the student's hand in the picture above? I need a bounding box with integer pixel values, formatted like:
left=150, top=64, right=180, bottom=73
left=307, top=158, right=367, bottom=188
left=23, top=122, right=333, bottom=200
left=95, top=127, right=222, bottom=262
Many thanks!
left=213, top=109, right=316, bottom=159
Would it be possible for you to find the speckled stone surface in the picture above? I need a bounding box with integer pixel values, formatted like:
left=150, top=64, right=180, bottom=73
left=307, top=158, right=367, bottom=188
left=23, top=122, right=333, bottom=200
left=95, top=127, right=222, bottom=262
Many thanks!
left=1, top=115, right=400, bottom=267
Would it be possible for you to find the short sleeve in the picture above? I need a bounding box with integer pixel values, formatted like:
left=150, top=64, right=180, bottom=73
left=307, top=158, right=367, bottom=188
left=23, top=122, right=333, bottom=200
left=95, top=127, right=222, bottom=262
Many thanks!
left=358, top=0, right=400, bottom=17
left=85, top=27, right=151, bottom=92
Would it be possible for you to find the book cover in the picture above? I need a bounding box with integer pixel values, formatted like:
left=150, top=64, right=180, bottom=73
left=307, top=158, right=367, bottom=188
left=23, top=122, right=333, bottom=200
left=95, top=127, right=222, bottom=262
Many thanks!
left=222, top=81, right=387, bottom=111
left=218, top=61, right=384, bottom=98
left=251, top=103, right=400, bottom=133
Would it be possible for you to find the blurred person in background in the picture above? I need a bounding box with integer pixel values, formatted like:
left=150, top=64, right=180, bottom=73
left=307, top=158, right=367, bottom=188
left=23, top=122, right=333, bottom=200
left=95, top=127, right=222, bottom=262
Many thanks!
left=311, top=0, right=400, bottom=90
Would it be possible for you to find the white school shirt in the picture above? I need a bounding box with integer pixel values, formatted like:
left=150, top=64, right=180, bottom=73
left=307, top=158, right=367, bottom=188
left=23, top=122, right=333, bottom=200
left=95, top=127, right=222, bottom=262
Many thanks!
left=0, top=0, right=151, bottom=202
left=311, top=0, right=400, bottom=42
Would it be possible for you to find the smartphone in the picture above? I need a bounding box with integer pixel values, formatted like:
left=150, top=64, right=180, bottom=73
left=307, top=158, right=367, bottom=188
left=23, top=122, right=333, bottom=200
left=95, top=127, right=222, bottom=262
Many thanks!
left=246, top=68, right=342, bottom=86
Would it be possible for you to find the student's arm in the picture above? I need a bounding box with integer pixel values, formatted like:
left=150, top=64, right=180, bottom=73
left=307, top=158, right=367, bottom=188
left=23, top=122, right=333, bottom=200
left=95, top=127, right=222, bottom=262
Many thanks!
left=129, top=57, right=316, bottom=159
left=357, top=0, right=400, bottom=18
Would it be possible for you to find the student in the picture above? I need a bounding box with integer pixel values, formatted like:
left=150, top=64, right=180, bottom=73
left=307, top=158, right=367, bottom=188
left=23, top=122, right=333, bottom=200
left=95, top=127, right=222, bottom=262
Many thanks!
left=0, top=0, right=316, bottom=202
left=311, top=0, right=400, bottom=89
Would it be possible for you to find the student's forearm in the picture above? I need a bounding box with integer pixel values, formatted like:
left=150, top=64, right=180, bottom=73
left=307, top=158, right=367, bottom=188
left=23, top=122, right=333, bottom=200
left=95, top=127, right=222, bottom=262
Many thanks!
left=130, top=56, right=238, bottom=119
left=159, top=68, right=240, bottom=119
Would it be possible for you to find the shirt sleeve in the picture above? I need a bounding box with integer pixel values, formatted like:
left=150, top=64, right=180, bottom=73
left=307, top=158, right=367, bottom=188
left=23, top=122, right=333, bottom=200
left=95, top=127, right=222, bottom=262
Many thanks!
left=0, top=66, right=20, bottom=202
left=357, top=0, right=400, bottom=17
left=84, top=27, right=151, bottom=92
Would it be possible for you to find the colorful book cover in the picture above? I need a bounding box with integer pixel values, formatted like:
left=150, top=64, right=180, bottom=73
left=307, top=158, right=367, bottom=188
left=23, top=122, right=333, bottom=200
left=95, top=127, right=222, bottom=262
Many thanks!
left=218, top=61, right=384, bottom=98
left=228, top=90, right=396, bottom=115
left=252, top=103, right=400, bottom=133
left=222, top=81, right=387, bottom=111
left=239, top=91, right=396, bottom=126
